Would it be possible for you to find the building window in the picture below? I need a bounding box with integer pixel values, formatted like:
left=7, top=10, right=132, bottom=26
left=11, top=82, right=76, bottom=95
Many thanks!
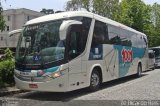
left=7, top=26, right=10, bottom=31
left=27, top=16, right=30, bottom=21
left=8, top=16, right=10, bottom=21
left=1, top=36, right=3, bottom=41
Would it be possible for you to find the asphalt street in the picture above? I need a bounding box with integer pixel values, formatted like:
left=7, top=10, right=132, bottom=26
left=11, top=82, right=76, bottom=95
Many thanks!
left=1, top=69, right=160, bottom=106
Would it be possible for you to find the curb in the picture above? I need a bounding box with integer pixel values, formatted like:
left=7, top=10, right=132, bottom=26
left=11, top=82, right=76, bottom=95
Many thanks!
left=0, top=89, right=29, bottom=97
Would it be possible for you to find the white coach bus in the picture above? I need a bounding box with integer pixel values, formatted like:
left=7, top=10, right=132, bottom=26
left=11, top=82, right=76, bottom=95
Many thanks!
left=13, top=11, right=148, bottom=92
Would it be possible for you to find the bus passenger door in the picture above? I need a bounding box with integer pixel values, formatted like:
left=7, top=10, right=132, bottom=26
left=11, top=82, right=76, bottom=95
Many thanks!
left=67, top=25, right=84, bottom=90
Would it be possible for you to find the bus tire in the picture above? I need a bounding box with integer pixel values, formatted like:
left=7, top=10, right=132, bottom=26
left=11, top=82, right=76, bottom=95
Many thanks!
left=89, top=69, right=101, bottom=91
left=151, top=66, right=155, bottom=70
left=137, top=64, right=142, bottom=77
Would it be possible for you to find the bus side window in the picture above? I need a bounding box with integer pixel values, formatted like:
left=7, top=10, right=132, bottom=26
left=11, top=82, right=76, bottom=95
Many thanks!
left=142, top=36, right=147, bottom=48
left=130, top=33, right=137, bottom=48
left=91, top=20, right=107, bottom=47
left=108, top=25, right=121, bottom=45
left=137, top=35, right=147, bottom=48
left=68, top=25, right=84, bottom=60
left=68, top=17, right=92, bottom=60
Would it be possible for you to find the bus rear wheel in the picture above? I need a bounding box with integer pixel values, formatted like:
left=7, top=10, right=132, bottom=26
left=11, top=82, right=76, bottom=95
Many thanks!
left=89, top=69, right=101, bottom=91
left=137, top=64, right=142, bottom=77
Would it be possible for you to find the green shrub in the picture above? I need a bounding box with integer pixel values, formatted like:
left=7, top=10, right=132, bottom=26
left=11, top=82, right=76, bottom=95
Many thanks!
left=4, top=48, right=13, bottom=60
left=0, top=48, right=15, bottom=88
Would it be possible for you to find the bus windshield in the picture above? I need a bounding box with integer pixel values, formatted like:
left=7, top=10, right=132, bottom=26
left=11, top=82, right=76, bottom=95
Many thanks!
left=16, top=20, right=65, bottom=65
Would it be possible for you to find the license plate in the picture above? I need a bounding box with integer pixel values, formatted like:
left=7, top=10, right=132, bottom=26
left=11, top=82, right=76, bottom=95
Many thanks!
left=29, top=84, right=38, bottom=88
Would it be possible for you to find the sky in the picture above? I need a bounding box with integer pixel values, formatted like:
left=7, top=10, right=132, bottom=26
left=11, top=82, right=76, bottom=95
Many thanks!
left=1, top=0, right=69, bottom=11
left=1, top=0, right=160, bottom=12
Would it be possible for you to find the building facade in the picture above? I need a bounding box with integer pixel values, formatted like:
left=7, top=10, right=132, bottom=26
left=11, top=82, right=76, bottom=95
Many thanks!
left=0, top=8, right=44, bottom=50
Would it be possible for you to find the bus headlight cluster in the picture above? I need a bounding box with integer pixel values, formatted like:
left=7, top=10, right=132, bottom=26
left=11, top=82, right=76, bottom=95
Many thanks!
left=51, top=72, right=61, bottom=78
left=43, top=72, right=61, bottom=82
left=50, top=69, right=67, bottom=79
left=43, top=69, right=67, bottom=81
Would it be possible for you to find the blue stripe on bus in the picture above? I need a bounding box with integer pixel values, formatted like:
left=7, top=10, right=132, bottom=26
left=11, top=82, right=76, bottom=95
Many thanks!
left=37, top=66, right=59, bottom=77
left=113, top=45, right=146, bottom=77
left=44, top=66, right=59, bottom=73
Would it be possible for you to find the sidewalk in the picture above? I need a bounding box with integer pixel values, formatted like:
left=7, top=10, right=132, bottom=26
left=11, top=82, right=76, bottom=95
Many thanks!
left=0, top=86, right=28, bottom=97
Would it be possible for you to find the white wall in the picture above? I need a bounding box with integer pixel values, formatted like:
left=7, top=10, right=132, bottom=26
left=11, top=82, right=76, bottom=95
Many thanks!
left=0, top=8, right=44, bottom=48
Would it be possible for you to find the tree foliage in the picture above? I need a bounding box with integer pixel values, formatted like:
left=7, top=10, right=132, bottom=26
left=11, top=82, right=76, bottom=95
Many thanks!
left=0, top=48, right=15, bottom=88
left=151, top=3, right=160, bottom=29
left=65, top=0, right=119, bottom=18
left=65, top=0, right=82, bottom=11
left=40, top=8, right=54, bottom=14
left=148, top=3, right=160, bottom=47
left=0, top=1, right=5, bottom=32
left=118, top=0, right=148, bottom=31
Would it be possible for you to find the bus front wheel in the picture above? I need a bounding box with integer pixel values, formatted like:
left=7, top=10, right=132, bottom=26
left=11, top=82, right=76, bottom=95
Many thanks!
left=89, top=69, right=101, bottom=91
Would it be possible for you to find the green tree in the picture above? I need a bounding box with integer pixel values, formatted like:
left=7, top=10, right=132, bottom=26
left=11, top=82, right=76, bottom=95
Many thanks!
left=0, top=1, right=5, bottom=32
left=92, top=0, right=119, bottom=19
left=65, top=0, right=82, bottom=11
left=148, top=3, right=160, bottom=47
left=151, top=3, right=160, bottom=29
left=65, top=0, right=119, bottom=19
left=117, top=0, right=160, bottom=47
left=118, top=0, right=150, bottom=32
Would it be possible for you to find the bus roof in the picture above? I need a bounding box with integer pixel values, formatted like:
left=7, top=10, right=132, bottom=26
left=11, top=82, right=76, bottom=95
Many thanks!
left=25, top=11, right=146, bottom=37
left=25, top=11, right=93, bottom=25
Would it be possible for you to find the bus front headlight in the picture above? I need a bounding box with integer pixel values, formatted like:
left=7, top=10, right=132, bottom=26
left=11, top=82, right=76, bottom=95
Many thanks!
left=50, top=68, right=67, bottom=79
left=51, top=72, right=61, bottom=78
left=44, top=69, right=66, bottom=79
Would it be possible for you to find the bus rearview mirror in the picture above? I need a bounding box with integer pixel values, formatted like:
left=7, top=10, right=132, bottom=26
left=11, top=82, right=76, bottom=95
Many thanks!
left=59, top=20, right=82, bottom=40
left=8, top=29, right=22, bottom=37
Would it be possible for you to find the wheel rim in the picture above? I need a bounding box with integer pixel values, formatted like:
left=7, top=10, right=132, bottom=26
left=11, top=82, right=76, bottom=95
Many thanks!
left=91, top=73, right=99, bottom=87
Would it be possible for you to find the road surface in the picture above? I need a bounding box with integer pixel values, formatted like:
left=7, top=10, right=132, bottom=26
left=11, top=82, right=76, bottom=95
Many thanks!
left=1, top=69, right=160, bottom=106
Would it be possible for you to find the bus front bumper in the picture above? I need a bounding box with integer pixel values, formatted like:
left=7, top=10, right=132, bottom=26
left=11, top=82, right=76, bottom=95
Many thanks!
left=14, top=74, right=68, bottom=92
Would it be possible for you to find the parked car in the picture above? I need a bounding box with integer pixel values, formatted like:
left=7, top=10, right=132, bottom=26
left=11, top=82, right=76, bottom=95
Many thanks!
left=150, top=46, right=160, bottom=68
left=148, top=50, right=155, bottom=70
